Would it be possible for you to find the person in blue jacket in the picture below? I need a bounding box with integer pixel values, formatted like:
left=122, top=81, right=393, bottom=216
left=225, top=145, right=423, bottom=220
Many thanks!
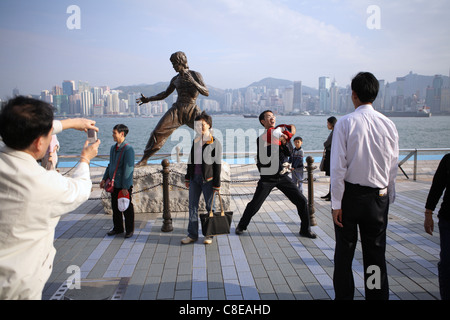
left=101, top=124, right=135, bottom=238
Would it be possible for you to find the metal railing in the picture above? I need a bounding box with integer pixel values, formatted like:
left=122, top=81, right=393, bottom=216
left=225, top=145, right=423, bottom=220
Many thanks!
left=56, top=148, right=449, bottom=230
left=59, top=148, right=450, bottom=181
left=398, top=148, right=450, bottom=180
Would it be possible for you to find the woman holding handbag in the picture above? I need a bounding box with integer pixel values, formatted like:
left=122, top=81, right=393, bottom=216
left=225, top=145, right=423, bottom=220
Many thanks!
left=182, top=111, right=222, bottom=245
left=100, top=124, right=135, bottom=238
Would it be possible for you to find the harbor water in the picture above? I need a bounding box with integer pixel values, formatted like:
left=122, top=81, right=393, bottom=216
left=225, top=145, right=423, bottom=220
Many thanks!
left=56, top=114, right=450, bottom=166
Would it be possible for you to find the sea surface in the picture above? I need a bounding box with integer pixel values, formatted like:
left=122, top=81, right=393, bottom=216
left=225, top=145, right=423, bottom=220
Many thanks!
left=56, top=114, right=450, bottom=164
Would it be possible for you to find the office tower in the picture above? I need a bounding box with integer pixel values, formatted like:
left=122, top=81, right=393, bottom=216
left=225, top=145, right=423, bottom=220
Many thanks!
left=225, top=91, right=233, bottom=112
left=92, top=87, right=102, bottom=106
left=127, top=92, right=139, bottom=114
left=426, top=75, right=443, bottom=114
left=78, top=80, right=90, bottom=93
left=62, top=80, right=75, bottom=96
left=53, top=95, right=69, bottom=115
left=373, top=79, right=385, bottom=111
left=330, top=79, right=339, bottom=113
left=40, top=90, right=53, bottom=104
left=319, top=77, right=331, bottom=113
left=52, top=86, right=63, bottom=96
left=293, top=81, right=302, bottom=111
left=80, top=90, right=93, bottom=115
left=69, top=94, right=81, bottom=114
left=283, top=87, right=294, bottom=113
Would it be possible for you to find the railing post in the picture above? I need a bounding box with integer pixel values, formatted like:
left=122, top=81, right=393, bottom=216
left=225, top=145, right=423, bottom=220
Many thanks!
left=176, top=146, right=181, bottom=163
left=306, top=156, right=317, bottom=226
left=413, top=149, right=418, bottom=181
left=161, top=159, right=173, bottom=232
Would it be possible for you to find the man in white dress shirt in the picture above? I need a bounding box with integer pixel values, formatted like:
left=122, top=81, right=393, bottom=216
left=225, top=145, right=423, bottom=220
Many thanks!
left=330, top=72, right=399, bottom=300
left=0, top=96, right=101, bottom=300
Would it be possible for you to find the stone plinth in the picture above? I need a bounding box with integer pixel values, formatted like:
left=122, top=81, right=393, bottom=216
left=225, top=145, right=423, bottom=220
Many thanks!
left=101, top=161, right=231, bottom=214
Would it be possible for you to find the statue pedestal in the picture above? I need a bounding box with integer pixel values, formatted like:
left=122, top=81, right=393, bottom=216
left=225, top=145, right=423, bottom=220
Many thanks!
left=101, top=162, right=231, bottom=214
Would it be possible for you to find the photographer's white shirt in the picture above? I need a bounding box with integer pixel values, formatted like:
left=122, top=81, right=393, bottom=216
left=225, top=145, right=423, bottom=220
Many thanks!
left=0, top=121, right=92, bottom=299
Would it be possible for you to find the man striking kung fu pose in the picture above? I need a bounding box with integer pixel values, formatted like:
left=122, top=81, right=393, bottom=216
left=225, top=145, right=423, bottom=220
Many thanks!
left=235, top=110, right=316, bottom=239
left=136, top=51, right=209, bottom=166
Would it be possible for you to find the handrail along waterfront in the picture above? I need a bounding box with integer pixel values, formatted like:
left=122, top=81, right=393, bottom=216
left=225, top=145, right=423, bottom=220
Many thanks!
left=58, top=148, right=450, bottom=178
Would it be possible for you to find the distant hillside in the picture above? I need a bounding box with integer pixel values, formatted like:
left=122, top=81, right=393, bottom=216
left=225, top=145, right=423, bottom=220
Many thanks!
left=248, top=77, right=318, bottom=96
left=387, top=72, right=450, bottom=98
left=114, top=72, right=448, bottom=104
left=115, top=76, right=318, bottom=103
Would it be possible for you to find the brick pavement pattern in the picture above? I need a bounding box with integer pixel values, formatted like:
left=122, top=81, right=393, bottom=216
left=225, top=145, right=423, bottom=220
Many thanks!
left=43, top=160, right=442, bottom=300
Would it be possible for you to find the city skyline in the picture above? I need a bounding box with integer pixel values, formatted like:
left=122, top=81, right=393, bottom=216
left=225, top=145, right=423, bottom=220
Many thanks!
left=1, top=0, right=450, bottom=100
left=8, top=70, right=449, bottom=117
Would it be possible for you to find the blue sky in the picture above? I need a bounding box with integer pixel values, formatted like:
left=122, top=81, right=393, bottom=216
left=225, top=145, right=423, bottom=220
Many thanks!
left=1, top=0, right=449, bottom=99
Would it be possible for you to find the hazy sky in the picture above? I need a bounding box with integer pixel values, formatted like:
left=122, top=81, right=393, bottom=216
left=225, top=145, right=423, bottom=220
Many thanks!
left=1, top=0, right=449, bottom=99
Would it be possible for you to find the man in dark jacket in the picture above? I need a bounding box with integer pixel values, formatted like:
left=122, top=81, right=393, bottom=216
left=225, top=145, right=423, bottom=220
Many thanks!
left=424, top=153, right=450, bottom=300
left=235, top=110, right=316, bottom=239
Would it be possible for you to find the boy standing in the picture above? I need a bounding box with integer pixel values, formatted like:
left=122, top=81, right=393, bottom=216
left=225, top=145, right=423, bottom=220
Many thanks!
left=290, top=137, right=304, bottom=193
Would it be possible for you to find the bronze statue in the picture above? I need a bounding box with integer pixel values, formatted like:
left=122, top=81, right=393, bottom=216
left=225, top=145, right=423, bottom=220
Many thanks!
left=136, top=51, right=209, bottom=166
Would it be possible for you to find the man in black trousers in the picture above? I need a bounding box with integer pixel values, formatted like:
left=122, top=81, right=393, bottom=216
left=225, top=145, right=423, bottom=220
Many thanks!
left=330, top=72, right=399, bottom=300
left=235, top=110, right=316, bottom=239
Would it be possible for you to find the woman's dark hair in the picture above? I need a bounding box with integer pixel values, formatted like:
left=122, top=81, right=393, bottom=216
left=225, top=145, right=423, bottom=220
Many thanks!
left=351, top=72, right=379, bottom=104
left=195, top=111, right=212, bottom=128
left=327, top=116, right=337, bottom=127
left=113, top=124, right=129, bottom=137
left=0, top=96, right=54, bottom=150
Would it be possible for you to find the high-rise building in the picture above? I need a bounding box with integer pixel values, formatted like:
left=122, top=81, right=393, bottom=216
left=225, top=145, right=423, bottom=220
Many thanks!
left=40, top=90, right=53, bottom=104
left=426, top=75, right=443, bottom=114
left=62, top=80, right=75, bottom=96
left=373, top=79, right=385, bottom=111
left=283, top=87, right=293, bottom=113
left=319, top=77, right=331, bottom=113
left=293, top=81, right=302, bottom=111
left=69, top=93, right=81, bottom=115
left=78, top=80, right=90, bottom=93
left=80, top=90, right=93, bottom=115
left=92, top=87, right=102, bottom=106
left=330, top=79, right=339, bottom=113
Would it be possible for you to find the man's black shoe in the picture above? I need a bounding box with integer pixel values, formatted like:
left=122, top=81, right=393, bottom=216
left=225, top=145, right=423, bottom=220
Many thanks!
left=107, top=230, right=123, bottom=236
left=235, top=227, right=244, bottom=235
left=125, top=232, right=134, bottom=238
left=299, top=230, right=317, bottom=239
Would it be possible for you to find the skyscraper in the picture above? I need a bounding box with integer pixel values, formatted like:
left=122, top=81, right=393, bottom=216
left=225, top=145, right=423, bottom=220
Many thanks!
left=293, top=81, right=302, bottom=111
left=319, top=77, right=331, bottom=113
left=62, top=80, right=75, bottom=96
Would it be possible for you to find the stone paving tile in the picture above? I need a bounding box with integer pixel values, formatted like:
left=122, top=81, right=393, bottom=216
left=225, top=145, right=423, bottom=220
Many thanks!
left=42, top=162, right=443, bottom=300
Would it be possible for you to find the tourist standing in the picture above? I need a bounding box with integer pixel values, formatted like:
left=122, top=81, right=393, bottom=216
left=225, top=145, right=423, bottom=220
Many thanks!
left=101, top=124, right=135, bottom=238
left=331, top=72, right=399, bottom=300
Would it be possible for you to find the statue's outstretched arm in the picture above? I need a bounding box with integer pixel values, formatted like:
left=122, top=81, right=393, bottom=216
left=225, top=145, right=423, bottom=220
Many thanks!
left=136, top=80, right=176, bottom=105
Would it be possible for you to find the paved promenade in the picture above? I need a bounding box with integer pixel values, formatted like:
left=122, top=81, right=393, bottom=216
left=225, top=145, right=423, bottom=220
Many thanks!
left=42, top=159, right=443, bottom=301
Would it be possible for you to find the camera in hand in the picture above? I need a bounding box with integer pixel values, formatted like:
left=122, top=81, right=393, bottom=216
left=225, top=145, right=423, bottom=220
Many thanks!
left=87, top=129, right=98, bottom=143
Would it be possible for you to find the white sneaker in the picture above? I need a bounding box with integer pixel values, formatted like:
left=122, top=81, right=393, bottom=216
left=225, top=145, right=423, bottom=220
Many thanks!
left=203, top=237, right=213, bottom=245
left=181, top=236, right=196, bottom=244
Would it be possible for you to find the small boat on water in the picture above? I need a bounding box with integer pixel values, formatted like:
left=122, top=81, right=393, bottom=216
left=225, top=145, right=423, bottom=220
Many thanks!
left=382, top=106, right=431, bottom=118
left=243, top=114, right=258, bottom=118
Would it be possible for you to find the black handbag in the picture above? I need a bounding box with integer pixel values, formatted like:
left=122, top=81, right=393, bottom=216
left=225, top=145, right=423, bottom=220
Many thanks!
left=199, top=192, right=233, bottom=237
